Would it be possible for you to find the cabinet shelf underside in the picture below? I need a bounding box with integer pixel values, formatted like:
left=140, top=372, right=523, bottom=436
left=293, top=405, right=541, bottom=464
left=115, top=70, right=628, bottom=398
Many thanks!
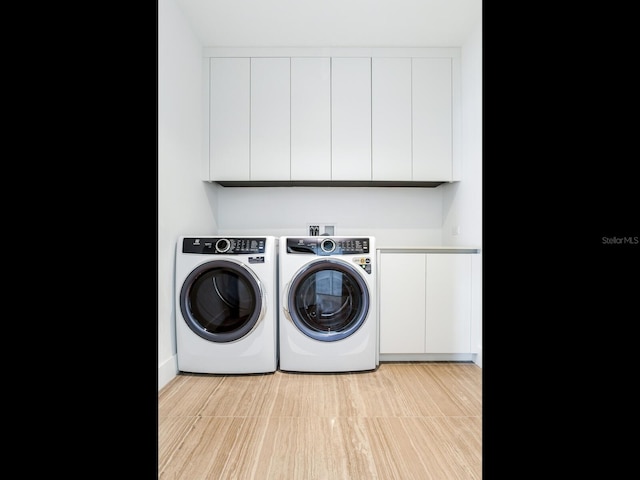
left=214, top=180, right=447, bottom=188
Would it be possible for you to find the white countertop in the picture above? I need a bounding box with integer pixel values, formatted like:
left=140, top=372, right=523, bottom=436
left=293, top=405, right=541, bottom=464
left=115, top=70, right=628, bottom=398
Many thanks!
left=377, top=246, right=480, bottom=253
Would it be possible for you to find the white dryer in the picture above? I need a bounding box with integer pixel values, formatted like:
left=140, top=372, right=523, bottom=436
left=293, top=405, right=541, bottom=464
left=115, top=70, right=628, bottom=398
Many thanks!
left=175, top=236, right=278, bottom=374
left=279, top=236, right=377, bottom=372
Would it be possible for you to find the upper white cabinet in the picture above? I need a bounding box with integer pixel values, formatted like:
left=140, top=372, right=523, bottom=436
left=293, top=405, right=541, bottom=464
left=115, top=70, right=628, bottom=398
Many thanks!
left=412, top=58, right=453, bottom=181
left=250, top=58, right=291, bottom=180
left=372, top=58, right=412, bottom=181
left=290, top=57, right=331, bottom=180
left=331, top=58, right=372, bottom=181
left=209, top=58, right=250, bottom=180
left=204, top=49, right=460, bottom=184
left=371, top=57, right=454, bottom=182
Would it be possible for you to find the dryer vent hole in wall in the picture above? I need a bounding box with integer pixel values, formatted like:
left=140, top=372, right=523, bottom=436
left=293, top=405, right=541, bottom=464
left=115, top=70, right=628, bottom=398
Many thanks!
left=307, top=224, right=335, bottom=236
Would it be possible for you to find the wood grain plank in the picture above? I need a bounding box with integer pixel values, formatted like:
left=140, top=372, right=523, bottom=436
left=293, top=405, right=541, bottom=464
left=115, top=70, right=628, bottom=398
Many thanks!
left=158, top=362, right=482, bottom=479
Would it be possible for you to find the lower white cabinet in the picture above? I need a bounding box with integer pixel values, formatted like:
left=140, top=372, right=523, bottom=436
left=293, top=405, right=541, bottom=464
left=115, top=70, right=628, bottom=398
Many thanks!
left=378, top=251, right=473, bottom=356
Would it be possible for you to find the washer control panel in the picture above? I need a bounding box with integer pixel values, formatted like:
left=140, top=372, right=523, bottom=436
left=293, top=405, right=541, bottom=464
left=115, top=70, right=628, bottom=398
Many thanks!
left=286, top=237, right=370, bottom=256
left=183, top=237, right=266, bottom=254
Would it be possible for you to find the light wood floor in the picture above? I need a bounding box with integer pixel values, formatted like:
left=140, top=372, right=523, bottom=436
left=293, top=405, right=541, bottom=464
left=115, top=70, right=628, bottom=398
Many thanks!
left=158, top=362, right=482, bottom=479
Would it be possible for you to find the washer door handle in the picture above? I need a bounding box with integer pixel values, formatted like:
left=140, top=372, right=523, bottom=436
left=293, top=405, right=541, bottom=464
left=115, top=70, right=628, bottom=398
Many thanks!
left=282, top=281, right=293, bottom=323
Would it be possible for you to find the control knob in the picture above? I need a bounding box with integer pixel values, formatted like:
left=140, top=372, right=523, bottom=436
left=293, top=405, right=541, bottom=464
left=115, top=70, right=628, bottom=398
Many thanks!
left=215, top=238, right=231, bottom=253
left=320, top=238, right=336, bottom=253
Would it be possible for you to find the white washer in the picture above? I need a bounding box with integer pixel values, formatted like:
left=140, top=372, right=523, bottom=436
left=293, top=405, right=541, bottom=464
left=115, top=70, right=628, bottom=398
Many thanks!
left=175, top=236, right=278, bottom=374
left=279, top=236, right=377, bottom=372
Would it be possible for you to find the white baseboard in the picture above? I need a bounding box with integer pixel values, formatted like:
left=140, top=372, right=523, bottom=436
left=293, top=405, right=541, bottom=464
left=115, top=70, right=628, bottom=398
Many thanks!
left=473, top=345, right=482, bottom=368
left=158, top=355, right=178, bottom=392
left=379, top=353, right=474, bottom=362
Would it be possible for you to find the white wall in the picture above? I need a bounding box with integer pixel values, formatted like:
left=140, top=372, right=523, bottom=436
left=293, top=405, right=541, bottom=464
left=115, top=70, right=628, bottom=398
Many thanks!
left=441, top=16, right=482, bottom=366
left=216, top=186, right=443, bottom=247
left=441, top=25, right=482, bottom=247
left=158, top=0, right=219, bottom=390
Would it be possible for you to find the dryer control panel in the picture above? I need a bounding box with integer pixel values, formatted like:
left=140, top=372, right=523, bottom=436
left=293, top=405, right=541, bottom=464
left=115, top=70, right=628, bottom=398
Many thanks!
left=286, top=237, right=370, bottom=256
left=183, top=237, right=267, bottom=254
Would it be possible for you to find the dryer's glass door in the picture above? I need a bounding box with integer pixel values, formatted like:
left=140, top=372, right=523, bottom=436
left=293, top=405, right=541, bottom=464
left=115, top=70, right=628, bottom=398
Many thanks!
left=180, top=260, right=264, bottom=343
left=288, top=259, right=369, bottom=342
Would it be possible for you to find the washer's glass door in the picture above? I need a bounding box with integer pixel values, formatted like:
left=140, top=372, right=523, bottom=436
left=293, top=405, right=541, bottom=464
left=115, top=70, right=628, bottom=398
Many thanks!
left=180, top=260, right=264, bottom=343
left=288, top=259, right=369, bottom=342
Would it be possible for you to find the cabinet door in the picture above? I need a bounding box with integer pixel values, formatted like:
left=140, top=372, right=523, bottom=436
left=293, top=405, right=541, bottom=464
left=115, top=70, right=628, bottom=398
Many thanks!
left=291, top=58, right=331, bottom=180
left=371, top=58, right=412, bottom=181
left=425, top=254, right=472, bottom=353
left=331, top=58, right=371, bottom=180
left=379, top=253, right=426, bottom=354
left=250, top=58, right=290, bottom=180
left=412, top=58, right=452, bottom=181
left=209, top=58, right=250, bottom=180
